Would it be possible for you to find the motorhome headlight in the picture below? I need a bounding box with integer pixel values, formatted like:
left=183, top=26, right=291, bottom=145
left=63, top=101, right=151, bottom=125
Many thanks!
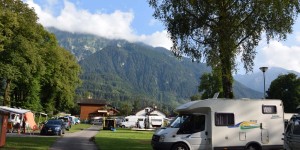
left=159, top=135, right=165, bottom=142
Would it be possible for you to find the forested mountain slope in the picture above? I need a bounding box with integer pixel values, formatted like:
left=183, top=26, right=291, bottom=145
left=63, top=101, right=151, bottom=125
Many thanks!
left=49, top=28, right=263, bottom=107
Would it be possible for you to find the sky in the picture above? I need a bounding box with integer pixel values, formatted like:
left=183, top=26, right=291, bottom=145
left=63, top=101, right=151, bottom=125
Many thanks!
left=24, top=0, right=300, bottom=74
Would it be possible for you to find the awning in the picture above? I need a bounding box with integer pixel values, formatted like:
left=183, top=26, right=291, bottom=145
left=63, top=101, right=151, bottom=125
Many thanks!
left=0, top=106, right=30, bottom=114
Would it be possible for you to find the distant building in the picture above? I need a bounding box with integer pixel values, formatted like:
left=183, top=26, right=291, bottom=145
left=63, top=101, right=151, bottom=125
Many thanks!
left=135, top=107, right=166, bottom=118
left=77, top=99, right=119, bottom=121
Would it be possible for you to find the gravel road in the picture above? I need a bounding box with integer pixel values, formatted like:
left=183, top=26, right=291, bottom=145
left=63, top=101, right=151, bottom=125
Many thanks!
left=49, top=125, right=101, bottom=150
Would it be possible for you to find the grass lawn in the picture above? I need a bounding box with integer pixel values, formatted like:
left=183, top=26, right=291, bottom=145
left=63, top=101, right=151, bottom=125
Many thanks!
left=68, top=123, right=92, bottom=133
left=95, top=128, right=154, bottom=150
left=3, top=137, right=58, bottom=150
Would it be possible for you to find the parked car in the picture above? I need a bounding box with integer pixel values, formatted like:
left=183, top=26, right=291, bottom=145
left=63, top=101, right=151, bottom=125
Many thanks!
left=58, top=116, right=71, bottom=130
left=90, top=117, right=103, bottom=125
left=40, top=119, right=65, bottom=136
left=283, top=114, right=300, bottom=150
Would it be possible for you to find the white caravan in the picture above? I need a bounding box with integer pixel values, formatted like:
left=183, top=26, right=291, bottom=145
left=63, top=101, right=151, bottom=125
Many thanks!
left=151, top=98, right=284, bottom=150
left=144, top=115, right=164, bottom=129
left=121, top=115, right=145, bottom=128
left=149, top=115, right=164, bottom=128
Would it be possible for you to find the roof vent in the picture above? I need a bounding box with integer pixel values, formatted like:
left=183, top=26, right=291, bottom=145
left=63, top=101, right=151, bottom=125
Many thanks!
left=213, top=93, right=219, bottom=99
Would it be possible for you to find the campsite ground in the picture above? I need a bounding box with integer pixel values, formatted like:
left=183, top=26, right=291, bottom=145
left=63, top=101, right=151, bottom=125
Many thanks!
left=4, top=123, right=92, bottom=150
left=4, top=124, right=154, bottom=150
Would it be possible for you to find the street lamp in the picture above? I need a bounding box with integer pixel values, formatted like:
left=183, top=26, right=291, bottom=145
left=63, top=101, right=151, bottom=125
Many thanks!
left=259, top=67, right=268, bottom=99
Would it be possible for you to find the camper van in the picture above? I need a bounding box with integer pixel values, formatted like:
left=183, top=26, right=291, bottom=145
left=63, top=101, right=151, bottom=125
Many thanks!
left=121, top=116, right=145, bottom=128
left=146, top=115, right=164, bottom=128
left=151, top=98, right=284, bottom=150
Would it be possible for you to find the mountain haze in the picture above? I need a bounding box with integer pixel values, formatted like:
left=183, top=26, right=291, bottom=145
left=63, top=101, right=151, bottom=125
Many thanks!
left=48, top=28, right=264, bottom=105
left=235, top=67, right=300, bottom=93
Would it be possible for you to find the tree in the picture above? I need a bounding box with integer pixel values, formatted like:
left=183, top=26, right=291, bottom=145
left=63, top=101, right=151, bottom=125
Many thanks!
left=0, top=0, right=81, bottom=113
left=119, top=101, right=133, bottom=116
left=198, top=71, right=223, bottom=99
left=149, top=0, right=300, bottom=98
left=0, top=0, right=42, bottom=106
left=190, top=94, right=201, bottom=101
left=267, top=73, right=300, bottom=113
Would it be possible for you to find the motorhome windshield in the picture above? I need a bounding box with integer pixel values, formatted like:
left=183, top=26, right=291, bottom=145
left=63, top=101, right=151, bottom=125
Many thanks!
left=169, top=115, right=192, bottom=128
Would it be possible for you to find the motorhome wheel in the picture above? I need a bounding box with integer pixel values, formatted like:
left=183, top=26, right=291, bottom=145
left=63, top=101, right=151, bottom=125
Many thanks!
left=171, top=143, right=189, bottom=150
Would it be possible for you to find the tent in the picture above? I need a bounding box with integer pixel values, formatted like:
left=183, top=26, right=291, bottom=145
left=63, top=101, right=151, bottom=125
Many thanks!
left=24, top=112, right=38, bottom=131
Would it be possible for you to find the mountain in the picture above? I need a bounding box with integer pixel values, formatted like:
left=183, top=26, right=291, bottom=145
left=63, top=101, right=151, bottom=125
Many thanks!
left=234, top=67, right=300, bottom=93
left=77, top=41, right=211, bottom=103
left=48, top=28, right=264, bottom=105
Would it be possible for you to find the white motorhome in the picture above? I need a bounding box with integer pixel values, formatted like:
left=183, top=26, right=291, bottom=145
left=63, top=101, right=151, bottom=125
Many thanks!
left=151, top=98, right=284, bottom=150
left=121, top=115, right=145, bottom=128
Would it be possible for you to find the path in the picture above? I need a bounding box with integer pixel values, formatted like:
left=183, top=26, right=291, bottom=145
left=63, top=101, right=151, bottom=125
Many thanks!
left=49, top=125, right=101, bottom=150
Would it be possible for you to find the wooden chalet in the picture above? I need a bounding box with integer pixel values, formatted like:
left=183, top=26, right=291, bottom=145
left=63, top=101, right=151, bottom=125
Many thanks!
left=77, top=99, right=119, bottom=121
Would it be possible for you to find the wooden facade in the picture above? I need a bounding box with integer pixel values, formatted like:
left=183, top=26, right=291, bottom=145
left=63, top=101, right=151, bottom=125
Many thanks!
left=77, top=99, right=119, bottom=121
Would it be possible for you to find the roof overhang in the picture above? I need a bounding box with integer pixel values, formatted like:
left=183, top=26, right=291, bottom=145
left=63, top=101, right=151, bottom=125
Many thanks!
left=0, top=106, right=31, bottom=114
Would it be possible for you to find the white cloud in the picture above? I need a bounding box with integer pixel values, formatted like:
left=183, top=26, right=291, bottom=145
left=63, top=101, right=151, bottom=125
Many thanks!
left=24, top=0, right=172, bottom=49
left=257, top=41, right=300, bottom=72
left=139, top=31, right=173, bottom=49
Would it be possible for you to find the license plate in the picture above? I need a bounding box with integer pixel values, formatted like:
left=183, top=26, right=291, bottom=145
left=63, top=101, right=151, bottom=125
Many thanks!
left=48, top=130, right=52, bottom=132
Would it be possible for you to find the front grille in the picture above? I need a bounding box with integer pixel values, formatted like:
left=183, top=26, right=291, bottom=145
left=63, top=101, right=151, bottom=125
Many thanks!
left=152, top=135, right=160, bottom=142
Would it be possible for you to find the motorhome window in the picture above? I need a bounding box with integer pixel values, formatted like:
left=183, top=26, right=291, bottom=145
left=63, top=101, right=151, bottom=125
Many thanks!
left=215, top=113, right=234, bottom=126
left=177, top=115, right=205, bottom=134
left=262, top=105, right=277, bottom=114
left=169, top=115, right=190, bottom=128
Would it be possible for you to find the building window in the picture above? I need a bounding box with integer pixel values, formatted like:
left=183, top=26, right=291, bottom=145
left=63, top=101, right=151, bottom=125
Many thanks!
left=215, top=113, right=234, bottom=126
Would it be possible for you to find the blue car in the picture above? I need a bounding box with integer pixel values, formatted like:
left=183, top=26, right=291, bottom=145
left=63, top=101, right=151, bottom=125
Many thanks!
left=40, top=119, right=66, bottom=136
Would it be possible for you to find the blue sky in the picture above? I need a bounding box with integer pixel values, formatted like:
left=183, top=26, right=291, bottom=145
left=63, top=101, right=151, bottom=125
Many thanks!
left=24, top=0, right=300, bottom=74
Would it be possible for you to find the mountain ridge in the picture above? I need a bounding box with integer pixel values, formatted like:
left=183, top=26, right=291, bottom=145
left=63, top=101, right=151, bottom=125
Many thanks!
left=47, top=28, right=275, bottom=105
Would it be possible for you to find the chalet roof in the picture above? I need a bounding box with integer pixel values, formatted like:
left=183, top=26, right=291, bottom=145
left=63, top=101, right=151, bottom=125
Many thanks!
left=77, top=99, right=108, bottom=105
left=135, top=106, right=166, bottom=116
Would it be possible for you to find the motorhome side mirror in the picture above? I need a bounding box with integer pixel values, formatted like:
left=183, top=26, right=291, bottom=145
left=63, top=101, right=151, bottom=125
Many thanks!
left=205, top=131, right=208, bottom=135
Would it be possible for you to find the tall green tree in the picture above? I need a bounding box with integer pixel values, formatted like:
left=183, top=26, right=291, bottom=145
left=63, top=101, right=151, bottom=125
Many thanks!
left=0, top=0, right=81, bottom=113
left=149, top=0, right=300, bottom=98
left=267, top=73, right=300, bottom=113
left=0, top=0, right=43, bottom=106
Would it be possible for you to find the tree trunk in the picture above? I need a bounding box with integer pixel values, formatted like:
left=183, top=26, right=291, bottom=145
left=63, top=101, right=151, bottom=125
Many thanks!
left=4, top=79, right=11, bottom=106
left=215, top=3, right=234, bottom=99
left=221, top=68, right=234, bottom=98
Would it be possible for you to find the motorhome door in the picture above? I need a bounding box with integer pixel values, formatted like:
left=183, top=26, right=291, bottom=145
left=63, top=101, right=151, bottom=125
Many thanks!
left=177, top=114, right=208, bottom=150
